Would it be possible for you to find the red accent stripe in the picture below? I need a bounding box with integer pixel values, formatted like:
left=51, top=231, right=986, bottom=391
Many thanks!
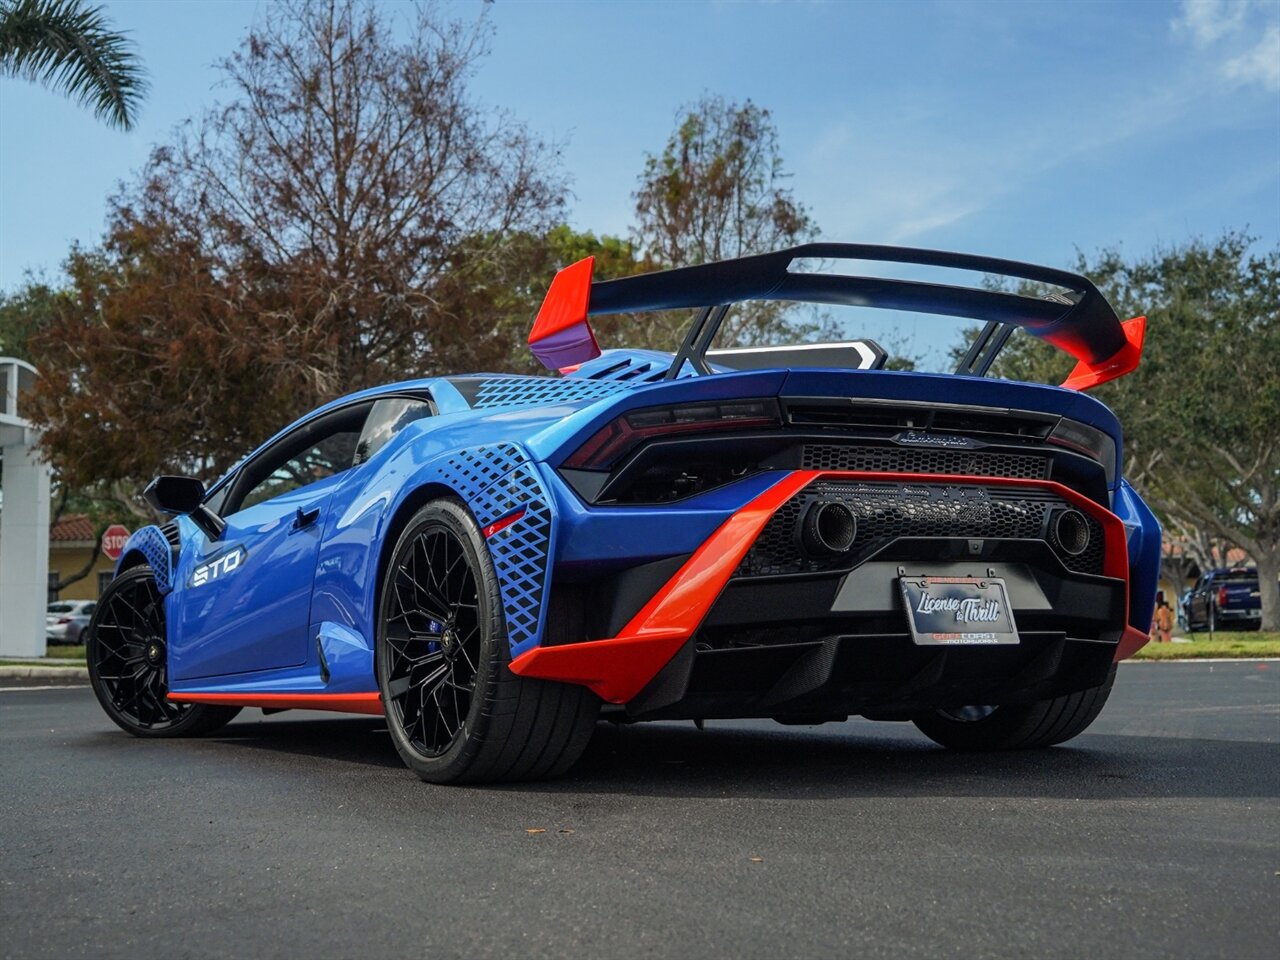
left=168, top=691, right=383, bottom=716
left=511, top=472, right=811, bottom=703
left=483, top=508, right=527, bottom=539
left=510, top=470, right=1132, bottom=703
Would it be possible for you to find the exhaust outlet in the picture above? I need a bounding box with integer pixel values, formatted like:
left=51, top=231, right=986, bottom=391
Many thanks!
left=1052, top=508, right=1090, bottom=556
left=801, top=501, right=857, bottom=558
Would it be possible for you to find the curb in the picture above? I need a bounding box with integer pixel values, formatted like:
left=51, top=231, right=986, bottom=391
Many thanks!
left=0, top=666, right=89, bottom=679
left=1123, top=657, right=1279, bottom=665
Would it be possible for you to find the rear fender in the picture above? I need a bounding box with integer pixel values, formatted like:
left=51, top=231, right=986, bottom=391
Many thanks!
left=1115, top=479, right=1161, bottom=645
left=320, top=440, right=557, bottom=659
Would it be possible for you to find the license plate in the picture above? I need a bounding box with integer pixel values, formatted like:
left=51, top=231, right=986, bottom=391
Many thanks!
left=898, top=575, right=1020, bottom=646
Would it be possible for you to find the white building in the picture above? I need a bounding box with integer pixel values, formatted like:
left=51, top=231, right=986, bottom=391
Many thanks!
left=0, top=358, right=51, bottom=657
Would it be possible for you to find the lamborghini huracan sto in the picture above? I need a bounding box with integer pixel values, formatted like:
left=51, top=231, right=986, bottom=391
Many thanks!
left=87, top=244, right=1160, bottom=782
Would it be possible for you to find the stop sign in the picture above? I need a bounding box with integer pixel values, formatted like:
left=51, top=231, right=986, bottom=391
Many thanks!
left=101, top=524, right=132, bottom=562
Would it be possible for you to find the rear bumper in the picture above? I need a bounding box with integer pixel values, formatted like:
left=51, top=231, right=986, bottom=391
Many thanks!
left=510, top=469, right=1141, bottom=707
left=623, top=632, right=1117, bottom=722
left=1217, top=608, right=1263, bottom=623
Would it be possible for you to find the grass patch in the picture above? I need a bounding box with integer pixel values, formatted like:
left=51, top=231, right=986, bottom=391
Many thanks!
left=46, top=644, right=87, bottom=660
left=1134, top=631, right=1280, bottom=659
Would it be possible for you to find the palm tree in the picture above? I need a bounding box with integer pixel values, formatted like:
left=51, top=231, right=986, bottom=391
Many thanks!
left=0, top=0, right=146, bottom=130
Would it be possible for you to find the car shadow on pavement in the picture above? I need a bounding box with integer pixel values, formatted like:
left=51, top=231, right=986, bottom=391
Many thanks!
left=188, top=713, right=1279, bottom=801
left=536, top=720, right=1280, bottom=801
left=200, top=714, right=404, bottom=769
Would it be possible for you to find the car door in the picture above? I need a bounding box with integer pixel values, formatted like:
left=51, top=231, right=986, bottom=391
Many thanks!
left=169, top=402, right=373, bottom=681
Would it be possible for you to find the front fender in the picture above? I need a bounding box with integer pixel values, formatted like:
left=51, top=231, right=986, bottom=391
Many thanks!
left=114, top=525, right=179, bottom=594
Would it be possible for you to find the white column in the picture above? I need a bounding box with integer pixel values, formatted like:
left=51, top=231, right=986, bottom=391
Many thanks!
left=0, top=436, right=52, bottom=658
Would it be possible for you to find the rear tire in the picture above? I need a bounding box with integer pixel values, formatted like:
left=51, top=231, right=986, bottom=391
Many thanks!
left=376, top=498, right=599, bottom=784
left=87, top=565, right=241, bottom=738
left=912, top=666, right=1116, bottom=751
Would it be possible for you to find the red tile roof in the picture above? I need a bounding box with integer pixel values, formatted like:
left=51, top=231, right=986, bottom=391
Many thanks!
left=50, top=514, right=95, bottom=543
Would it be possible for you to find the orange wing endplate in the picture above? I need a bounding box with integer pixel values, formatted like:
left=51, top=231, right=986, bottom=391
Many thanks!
left=1060, top=316, right=1146, bottom=392
left=528, top=257, right=602, bottom=371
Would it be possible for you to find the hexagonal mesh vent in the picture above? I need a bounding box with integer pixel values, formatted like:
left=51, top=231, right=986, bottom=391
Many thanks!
left=801, top=444, right=1049, bottom=479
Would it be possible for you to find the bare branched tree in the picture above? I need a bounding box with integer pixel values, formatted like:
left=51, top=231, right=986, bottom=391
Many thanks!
left=631, top=95, right=820, bottom=347
left=25, top=0, right=566, bottom=497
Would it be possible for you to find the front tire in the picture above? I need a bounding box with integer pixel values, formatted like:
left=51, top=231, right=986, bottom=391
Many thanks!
left=376, top=499, right=599, bottom=784
left=87, top=565, right=240, bottom=738
left=912, top=666, right=1116, bottom=751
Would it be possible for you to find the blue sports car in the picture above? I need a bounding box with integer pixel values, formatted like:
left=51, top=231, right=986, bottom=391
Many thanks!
left=86, top=244, right=1160, bottom=782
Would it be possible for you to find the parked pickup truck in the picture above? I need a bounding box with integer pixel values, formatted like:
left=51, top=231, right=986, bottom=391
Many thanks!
left=1183, top=568, right=1263, bottom=632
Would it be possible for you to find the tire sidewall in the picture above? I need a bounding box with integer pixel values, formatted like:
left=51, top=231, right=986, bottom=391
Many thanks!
left=913, top=665, right=1117, bottom=750
left=376, top=499, right=507, bottom=779
left=87, top=565, right=222, bottom=738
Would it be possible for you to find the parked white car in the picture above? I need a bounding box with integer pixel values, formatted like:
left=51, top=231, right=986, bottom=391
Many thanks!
left=46, top=600, right=97, bottom=643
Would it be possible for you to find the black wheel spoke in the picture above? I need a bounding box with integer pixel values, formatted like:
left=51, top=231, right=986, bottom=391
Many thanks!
left=453, top=640, right=478, bottom=676
left=387, top=675, right=412, bottom=699
left=381, top=520, right=485, bottom=758
left=91, top=572, right=190, bottom=730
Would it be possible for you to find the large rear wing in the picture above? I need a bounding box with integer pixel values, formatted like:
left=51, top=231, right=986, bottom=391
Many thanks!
left=527, top=243, right=1146, bottom=391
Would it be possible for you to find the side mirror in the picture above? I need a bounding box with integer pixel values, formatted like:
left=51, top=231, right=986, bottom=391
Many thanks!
left=143, top=475, right=225, bottom=540
left=144, top=475, right=206, bottom=513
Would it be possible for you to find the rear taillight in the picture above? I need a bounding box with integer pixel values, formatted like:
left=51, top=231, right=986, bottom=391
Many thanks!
left=56, top=617, right=71, bottom=625
left=564, top=399, right=781, bottom=469
left=1217, top=586, right=1229, bottom=607
left=1047, top=418, right=1117, bottom=486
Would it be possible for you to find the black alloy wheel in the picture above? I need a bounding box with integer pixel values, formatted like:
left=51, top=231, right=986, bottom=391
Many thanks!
left=381, top=514, right=484, bottom=757
left=912, top=665, right=1117, bottom=751
left=87, top=565, right=240, bottom=738
left=377, top=499, right=599, bottom=784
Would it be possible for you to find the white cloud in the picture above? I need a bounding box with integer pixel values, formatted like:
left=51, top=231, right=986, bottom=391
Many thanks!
left=787, top=2, right=1279, bottom=250
left=800, top=75, right=1204, bottom=247
left=1174, top=0, right=1249, bottom=46
left=1172, top=0, right=1280, bottom=90
left=1223, top=23, right=1280, bottom=91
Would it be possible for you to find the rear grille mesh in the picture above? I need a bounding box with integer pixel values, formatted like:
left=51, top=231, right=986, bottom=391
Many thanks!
left=801, top=444, right=1049, bottom=480
left=738, top=480, right=1104, bottom=577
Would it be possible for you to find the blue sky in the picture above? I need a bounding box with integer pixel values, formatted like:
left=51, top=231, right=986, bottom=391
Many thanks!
left=1, top=0, right=1277, bottom=294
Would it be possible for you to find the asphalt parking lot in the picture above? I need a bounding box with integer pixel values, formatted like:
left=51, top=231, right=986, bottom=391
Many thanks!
left=1, top=661, right=1276, bottom=960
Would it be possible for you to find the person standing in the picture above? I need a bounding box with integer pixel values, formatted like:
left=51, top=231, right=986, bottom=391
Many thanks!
left=1153, top=591, right=1174, bottom=643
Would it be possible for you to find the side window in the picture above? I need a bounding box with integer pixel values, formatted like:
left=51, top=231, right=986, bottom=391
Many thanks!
left=229, top=403, right=371, bottom=514
left=353, top=397, right=433, bottom=466
left=238, top=432, right=361, bottom=511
